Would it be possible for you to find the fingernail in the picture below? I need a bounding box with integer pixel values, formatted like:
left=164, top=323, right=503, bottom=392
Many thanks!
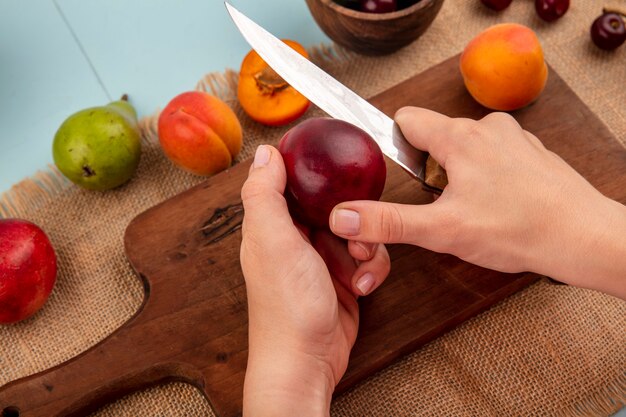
left=394, top=107, right=410, bottom=122
left=356, top=272, right=375, bottom=296
left=332, top=209, right=360, bottom=236
left=253, top=145, right=271, bottom=168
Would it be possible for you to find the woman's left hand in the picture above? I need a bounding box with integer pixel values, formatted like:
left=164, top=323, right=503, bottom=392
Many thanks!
left=240, top=145, right=391, bottom=417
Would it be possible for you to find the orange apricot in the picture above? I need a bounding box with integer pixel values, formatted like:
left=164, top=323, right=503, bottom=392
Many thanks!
left=460, top=23, right=548, bottom=111
left=158, top=91, right=243, bottom=176
left=238, top=40, right=310, bottom=126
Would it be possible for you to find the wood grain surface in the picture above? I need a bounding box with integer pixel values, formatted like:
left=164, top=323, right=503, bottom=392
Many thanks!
left=2, top=54, right=625, bottom=417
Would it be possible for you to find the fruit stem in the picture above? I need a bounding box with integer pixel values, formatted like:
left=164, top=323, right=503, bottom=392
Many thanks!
left=602, top=6, right=626, bottom=18
left=121, top=94, right=129, bottom=101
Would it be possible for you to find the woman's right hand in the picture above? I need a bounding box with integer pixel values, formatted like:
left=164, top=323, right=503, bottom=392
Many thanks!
left=329, top=107, right=626, bottom=299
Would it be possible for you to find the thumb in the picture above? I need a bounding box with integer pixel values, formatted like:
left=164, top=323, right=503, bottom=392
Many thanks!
left=241, top=145, right=300, bottom=245
left=329, top=200, right=443, bottom=247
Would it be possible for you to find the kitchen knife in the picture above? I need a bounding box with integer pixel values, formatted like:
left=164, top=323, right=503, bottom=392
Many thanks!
left=225, top=2, right=444, bottom=192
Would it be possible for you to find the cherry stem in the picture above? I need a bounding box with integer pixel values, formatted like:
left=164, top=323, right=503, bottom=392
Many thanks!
left=602, top=6, right=626, bottom=19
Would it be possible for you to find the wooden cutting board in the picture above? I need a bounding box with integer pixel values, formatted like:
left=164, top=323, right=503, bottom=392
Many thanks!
left=2, top=54, right=625, bottom=417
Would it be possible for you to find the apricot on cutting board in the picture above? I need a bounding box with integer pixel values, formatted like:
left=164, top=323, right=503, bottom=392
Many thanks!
left=238, top=40, right=310, bottom=126
left=460, top=23, right=548, bottom=111
left=158, top=91, right=243, bottom=176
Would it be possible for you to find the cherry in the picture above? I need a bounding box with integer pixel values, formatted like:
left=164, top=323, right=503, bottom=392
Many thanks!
left=591, top=12, right=626, bottom=50
left=359, top=0, right=398, bottom=13
left=397, top=0, right=418, bottom=9
left=335, top=0, right=360, bottom=10
left=481, top=0, right=513, bottom=12
left=535, top=0, right=569, bottom=22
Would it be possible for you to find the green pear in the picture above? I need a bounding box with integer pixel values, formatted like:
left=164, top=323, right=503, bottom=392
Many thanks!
left=52, top=95, right=141, bottom=191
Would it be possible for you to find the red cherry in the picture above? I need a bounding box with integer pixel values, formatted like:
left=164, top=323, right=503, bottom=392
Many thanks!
left=397, top=0, right=418, bottom=9
left=359, top=0, right=398, bottom=13
left=535, top=0, right=569, bottom=22
left=481, top=0, right=513, bottom=12
left=335, top=0, right=360, bottom=10
left=591, top=12, right=626, bottom=50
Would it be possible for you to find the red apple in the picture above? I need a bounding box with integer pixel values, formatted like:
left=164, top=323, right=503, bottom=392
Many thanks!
left=0, top=219, right=57, bottom=323
left=278, top=117, right=386, bottom=229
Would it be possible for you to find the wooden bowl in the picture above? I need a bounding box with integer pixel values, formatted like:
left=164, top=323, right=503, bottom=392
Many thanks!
left=305, top=0, right=445, bottom=55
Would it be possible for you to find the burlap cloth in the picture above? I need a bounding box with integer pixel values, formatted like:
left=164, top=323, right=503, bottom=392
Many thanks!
left=1, top=0, right=625, bottom=415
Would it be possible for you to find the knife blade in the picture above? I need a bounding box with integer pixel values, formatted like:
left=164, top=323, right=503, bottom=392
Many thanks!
left=225, top=2, right=430, bottom=184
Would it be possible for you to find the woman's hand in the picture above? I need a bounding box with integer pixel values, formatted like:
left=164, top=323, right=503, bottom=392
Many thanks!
left=240, top=145, right=391, bottom=417
left=330, top=107, right=626, bottom=299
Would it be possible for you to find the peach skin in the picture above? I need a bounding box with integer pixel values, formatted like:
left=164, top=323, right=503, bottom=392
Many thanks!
left=460, top=23, right=548, bottom=111
left=158, top=91, right=243, bottom=176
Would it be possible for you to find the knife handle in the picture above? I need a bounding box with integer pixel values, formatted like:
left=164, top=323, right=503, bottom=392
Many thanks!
left=424, top=156, right=448, bottom=194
